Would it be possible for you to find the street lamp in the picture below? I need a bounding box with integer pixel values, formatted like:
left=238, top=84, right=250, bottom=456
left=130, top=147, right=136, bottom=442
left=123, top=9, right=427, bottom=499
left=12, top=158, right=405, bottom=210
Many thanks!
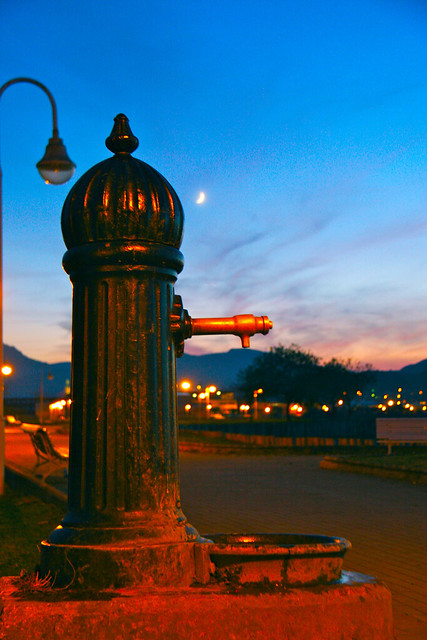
left=1, top=365, right=12, bottom=411
left=204, top=385, right=217, bottom=418
left=0, top=77, right=75, bottom=494
left=253, top=387, right=263, bottom=420
left=179, top=380, right=192, bottom=392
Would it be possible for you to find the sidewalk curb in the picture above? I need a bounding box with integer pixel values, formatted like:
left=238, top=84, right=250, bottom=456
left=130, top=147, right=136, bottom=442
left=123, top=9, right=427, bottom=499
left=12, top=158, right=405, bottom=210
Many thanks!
left=179, top=442, right=283, bottom=455
left=320, top=456, right=427, bottom=484
left=5, top=463, right=67, bottom=506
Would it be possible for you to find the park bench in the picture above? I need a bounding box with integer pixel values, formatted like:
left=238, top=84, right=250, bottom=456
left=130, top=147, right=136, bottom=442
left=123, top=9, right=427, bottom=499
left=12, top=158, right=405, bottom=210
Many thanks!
left=376, top=418, right=427, bottom=454
left=19, top=424, right=69, bottom=480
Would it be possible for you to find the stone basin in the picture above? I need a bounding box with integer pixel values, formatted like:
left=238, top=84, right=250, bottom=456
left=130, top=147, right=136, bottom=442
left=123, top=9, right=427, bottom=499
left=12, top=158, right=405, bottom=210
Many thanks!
left=206, top=533, right=351, bottom=587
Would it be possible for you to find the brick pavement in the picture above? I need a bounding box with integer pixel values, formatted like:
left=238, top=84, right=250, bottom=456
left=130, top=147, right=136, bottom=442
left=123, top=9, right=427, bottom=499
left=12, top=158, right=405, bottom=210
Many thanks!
left=5, top=430, right=426, bottom=640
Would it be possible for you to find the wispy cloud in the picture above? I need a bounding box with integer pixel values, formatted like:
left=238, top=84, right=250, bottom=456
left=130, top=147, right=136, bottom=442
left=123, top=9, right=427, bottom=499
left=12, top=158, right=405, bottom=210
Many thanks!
left=58, top=319, right=72, bottom=333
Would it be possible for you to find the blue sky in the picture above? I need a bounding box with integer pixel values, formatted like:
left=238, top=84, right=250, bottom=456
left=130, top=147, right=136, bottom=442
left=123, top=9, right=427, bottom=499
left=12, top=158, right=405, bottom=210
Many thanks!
left=0, top=0, right=426, bottom=369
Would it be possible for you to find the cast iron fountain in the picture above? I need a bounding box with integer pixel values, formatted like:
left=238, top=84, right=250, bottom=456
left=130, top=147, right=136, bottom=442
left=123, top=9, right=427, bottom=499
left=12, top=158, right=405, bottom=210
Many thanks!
left=33, top=115, right=393, bottom=639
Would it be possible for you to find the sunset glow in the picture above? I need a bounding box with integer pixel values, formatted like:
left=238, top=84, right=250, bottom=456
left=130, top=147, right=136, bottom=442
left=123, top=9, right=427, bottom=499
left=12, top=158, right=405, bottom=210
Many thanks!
left=1, top=1, right=426, bottom=370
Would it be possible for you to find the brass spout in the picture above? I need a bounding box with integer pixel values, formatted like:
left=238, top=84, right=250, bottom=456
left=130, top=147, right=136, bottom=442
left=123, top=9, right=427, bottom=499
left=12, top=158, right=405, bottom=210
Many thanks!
left=170, top=296, right=273, bottom=354
left=191, top=314, right=273, bottom=348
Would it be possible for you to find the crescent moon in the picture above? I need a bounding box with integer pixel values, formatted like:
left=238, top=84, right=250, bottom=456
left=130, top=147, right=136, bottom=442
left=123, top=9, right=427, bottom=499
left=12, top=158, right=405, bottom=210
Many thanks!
left=196, top=191, right=206, bottom=204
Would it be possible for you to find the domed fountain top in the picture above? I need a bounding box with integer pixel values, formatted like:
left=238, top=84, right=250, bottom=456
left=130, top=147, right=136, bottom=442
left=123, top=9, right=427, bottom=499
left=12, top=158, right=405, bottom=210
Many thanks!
left=61, top=114, right=184, bottom=250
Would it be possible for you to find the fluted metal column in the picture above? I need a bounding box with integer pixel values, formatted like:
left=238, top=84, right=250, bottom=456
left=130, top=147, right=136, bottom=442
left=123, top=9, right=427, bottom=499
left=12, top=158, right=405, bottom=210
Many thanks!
left=40, top=115, right=203, bottom=589
left=63, top=250, right=184, bottom=537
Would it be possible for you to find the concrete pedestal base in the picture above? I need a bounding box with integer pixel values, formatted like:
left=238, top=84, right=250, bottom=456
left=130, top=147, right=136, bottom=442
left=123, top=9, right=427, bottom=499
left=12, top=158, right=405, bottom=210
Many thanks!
left=0, top=571, right=393, bottom=640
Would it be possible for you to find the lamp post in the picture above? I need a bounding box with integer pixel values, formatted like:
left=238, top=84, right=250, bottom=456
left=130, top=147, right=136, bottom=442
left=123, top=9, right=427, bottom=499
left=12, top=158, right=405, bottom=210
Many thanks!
left=1, top=365, right=12, bottom=408
left=205, top=385, right=217, bottom=418
left=253, top=388, right=263, bottom=420
left=0, top=77, right=75, bottom=494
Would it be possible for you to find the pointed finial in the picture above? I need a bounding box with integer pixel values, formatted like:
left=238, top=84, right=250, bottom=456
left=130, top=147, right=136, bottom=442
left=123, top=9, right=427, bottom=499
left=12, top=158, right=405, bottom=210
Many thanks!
left=105, top=114, right=139, bottom=154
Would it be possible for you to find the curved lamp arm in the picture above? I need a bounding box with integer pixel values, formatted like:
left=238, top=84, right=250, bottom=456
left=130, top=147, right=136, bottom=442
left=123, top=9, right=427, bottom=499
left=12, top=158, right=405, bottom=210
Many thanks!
left=0, top=77, right=59, bottom=131
left=0, top=77, right=76, bottom=184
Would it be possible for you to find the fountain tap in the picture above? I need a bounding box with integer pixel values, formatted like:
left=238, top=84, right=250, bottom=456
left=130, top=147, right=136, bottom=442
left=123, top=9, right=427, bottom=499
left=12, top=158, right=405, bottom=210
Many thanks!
left=171, top=295, right=273, bottom=355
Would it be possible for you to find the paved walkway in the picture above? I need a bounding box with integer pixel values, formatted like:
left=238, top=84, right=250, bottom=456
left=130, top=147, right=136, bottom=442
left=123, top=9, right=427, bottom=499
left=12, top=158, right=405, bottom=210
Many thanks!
left=5, top=429, right=427, bottom=640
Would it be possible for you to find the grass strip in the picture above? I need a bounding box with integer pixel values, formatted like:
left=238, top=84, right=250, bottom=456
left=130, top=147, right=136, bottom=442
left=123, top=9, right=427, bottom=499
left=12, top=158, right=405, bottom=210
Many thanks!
left=0, top=487, right=64, bottom=576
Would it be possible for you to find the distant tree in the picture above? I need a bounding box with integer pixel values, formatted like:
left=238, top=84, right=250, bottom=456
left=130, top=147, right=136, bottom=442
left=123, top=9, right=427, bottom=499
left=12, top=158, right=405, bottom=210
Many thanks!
left=237, top=344, right=319, bottom=419
left=314, top=358, right=375, bottom=418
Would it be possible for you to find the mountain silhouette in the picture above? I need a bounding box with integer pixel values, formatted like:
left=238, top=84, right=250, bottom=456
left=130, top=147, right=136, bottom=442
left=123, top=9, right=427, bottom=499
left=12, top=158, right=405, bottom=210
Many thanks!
left=372, top=360, right=427, bottom=398
left=2, top=344, right=260, bottom=398
left=3, top=344, right=427, bottom=399
left=3, top=345, right=71, bottom=398
left=399, top=359, right=427, bottom=375
left=177, top=348, right=262, bottom=389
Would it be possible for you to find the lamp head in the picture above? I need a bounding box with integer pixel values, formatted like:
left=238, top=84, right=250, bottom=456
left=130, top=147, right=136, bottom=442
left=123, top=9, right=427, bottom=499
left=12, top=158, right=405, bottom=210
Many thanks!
left=36, top=130, right=76, bottom=184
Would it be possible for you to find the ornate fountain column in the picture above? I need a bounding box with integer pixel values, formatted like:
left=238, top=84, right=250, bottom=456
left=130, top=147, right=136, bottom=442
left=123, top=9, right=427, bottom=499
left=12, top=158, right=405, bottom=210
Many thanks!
left=40, top=115, right=203, bottom=588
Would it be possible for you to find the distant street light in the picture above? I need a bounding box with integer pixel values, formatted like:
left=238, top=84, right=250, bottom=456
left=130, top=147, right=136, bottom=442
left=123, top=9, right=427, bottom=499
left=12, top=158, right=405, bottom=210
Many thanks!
left=253, top=387, right=263, bottom=420
left=184, top=382, right=220, bottom=419
left=204, top=385, right=217, bottom=418
left=0, top=77, right=75, bottom=494
left=1, top=364, right=12, bottom=404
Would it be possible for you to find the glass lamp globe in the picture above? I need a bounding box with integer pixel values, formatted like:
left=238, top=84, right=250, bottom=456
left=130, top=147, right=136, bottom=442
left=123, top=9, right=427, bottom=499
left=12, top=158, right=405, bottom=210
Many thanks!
left=36, top=133, right=76, bottom=185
